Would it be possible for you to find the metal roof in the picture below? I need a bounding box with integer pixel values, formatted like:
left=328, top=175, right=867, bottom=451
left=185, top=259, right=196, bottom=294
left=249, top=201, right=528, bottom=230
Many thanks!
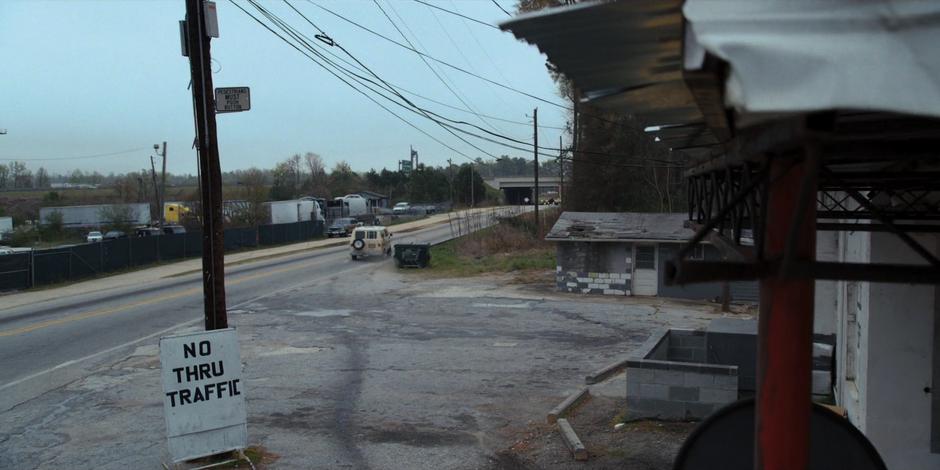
left=500, top=0, right=728, bottom=160
left=545, top=211, right=695, bottom=242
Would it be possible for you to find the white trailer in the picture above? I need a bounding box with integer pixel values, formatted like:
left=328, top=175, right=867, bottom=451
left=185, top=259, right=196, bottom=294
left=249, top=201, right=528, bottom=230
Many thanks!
left=265, top=199, right=317, bottom=224
left=339, top=194, right=368, bottom=217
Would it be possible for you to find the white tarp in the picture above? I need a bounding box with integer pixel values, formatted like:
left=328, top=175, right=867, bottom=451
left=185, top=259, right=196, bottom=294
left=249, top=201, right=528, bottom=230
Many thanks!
left=684, top=1, right=940, bottom=118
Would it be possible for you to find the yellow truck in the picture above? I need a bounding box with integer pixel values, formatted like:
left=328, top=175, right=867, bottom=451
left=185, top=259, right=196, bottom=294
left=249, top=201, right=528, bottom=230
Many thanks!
left=164, top=203, right=191, bottom=224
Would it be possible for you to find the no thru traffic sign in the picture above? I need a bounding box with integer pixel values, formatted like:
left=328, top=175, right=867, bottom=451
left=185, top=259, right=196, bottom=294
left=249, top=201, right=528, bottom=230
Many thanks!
left=160, top=328, right=247, bottom=462
left=215, top=87, right=250, bottom=113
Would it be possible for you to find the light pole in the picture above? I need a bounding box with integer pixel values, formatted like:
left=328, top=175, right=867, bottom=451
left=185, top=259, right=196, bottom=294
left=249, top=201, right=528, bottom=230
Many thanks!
left=153, top=142, right=167, bottom=225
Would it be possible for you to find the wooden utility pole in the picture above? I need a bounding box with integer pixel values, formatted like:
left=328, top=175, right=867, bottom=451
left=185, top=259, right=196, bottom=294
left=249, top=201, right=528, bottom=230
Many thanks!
left=447, top=158, right=454, bottom=205
left=185, top=0, right=227, bottom=330
left=159, top=141, right=167, bottom=225
left=470, top=162, right=475, bottom=209
left=558, top=135, right=564, bottom=206
left=533, top=108, right=539, bottom=236
left=149, top=156, right=160, bottom=223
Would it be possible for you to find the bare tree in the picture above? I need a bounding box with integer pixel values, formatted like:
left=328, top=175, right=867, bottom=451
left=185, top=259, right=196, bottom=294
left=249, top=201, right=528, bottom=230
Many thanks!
left=0, top=164, right=9, bottom=189
left=304, top=152, right=328, bottom=197
left=35, top=167, right=50, bottom=189
left=233, top=167, right=269, bottom=226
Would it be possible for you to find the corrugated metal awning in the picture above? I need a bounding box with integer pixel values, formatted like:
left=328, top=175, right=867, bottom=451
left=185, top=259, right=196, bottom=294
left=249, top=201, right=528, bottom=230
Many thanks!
left=500, top=0, right=728, bottom=160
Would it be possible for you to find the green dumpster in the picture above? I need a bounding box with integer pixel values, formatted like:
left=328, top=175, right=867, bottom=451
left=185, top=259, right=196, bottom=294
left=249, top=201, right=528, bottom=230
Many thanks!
left=394, top=243, right=431, bottom=268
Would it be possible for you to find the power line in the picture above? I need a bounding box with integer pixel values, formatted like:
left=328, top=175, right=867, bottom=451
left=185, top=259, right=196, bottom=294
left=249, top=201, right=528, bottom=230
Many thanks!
left=444, top=0, right=521, bottom=107
left=234, top=0, right=478, bottom=161
left=424, top=2, right=522, bottom=136
left=306, top=1, right=568, bottom=109
left=372, top=0, right=501, bottom=134
left=241, top=1, right=684, bottom=169
left=267, top=10, right=564, bottom=131
left=306, top=1, right=673, bottom=134
left=0, top=147, right=149, bottom=162
left=273, top=2, right=501, bottom=164
left=277, top=3, right=679, bottom=166
left=411, top=0, right=499, bottom=30
left=491, top=0, right=512, bottom=17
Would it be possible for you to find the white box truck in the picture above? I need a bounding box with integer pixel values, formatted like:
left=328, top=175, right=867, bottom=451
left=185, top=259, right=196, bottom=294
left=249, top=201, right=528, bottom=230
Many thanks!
left=266, top=199, right=319, bottom=224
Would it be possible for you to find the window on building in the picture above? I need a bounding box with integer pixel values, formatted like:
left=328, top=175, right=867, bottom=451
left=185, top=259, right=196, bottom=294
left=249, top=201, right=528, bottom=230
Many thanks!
left=689, top=244, right=706, bottom=260
left=635, top=245, right=656, bottom=269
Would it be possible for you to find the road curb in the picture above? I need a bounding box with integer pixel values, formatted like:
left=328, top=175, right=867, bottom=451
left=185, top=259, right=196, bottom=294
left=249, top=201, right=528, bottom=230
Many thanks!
left=547, top=386, right=590, bottom=424
left=557, top=418, right=589, bottom=461
left=584, top=357, right=631, bottom=384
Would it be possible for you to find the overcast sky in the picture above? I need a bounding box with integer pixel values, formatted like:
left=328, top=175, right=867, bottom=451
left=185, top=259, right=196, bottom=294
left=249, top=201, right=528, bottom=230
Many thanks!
left=0, top=0, right=567, bottom=176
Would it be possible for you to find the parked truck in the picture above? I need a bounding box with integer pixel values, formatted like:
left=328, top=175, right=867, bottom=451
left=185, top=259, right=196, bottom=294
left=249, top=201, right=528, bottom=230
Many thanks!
left=264, top=199, right=323, bottom=224
left=163, top=202, right=192, bottom=224
left=338, top=194, right=368, bottom=217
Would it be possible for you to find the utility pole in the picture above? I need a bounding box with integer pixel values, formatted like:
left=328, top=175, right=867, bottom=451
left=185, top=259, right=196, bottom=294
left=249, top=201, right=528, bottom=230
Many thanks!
left=447, top=158, right=454, bottom=206
left=184, top=0, right=227, bottom=330
left=558, top=135, right=564, bottom=206
left=533, top=108, right=539, bottom=236
left=470, top=161, right=475, bottom=209
left=158, top=141, right=167, bottom=225
left=149, top=155, right=160, bottom=224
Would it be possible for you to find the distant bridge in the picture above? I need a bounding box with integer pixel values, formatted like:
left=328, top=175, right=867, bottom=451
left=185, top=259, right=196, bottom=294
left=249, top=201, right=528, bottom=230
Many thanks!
left=486, top=176, right=563, bottom=204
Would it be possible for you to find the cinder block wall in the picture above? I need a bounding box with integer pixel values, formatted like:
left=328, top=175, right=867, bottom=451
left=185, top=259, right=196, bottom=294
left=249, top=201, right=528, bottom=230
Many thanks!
left=626, top=329, right=738, bottom=420
left=555, top=241, right=632, bottom=295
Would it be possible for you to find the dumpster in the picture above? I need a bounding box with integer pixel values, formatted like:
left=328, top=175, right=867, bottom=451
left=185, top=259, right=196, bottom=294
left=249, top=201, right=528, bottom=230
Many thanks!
left=394, top=243, right=431, bottom=268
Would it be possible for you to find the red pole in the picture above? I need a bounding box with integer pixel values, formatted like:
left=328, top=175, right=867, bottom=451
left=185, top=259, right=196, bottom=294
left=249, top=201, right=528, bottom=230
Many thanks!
left=755, top=156, right=816, bottom=469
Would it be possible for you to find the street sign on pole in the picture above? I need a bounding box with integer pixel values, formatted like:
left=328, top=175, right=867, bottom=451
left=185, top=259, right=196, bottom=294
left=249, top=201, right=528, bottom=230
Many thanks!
left=215, top=87, right=250, bottom=113
left=160, top=328, right=247, bottom=463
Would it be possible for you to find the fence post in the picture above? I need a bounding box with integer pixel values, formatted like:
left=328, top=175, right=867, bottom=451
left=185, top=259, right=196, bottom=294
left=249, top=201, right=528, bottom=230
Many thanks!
left=68, top=248, right=73, bottom=280
left=30, top=249, right=35, bottom=288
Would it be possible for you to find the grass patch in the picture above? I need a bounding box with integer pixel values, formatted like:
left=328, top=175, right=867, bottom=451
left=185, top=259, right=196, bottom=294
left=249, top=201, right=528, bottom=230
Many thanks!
left=426, top=209, right=558, bottom=277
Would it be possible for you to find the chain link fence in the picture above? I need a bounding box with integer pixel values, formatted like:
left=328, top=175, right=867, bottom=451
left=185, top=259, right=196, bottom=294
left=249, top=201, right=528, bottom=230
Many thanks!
left=0, top=220, right=324, bottom=292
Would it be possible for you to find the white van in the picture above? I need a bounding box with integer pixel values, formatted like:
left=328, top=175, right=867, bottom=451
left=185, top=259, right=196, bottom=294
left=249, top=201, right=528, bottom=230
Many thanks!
left=349, top=226, right=392, bottom=260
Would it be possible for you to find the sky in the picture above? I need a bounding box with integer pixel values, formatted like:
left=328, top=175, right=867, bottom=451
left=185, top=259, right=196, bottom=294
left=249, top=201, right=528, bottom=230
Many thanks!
left=0, top=0, right=568, bottom=176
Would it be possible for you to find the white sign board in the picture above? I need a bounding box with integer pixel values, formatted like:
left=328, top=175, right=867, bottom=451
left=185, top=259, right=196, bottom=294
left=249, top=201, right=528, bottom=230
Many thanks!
left=160, top=328, right=247, bottom=462
left=215, top=87, right=250, bottom=113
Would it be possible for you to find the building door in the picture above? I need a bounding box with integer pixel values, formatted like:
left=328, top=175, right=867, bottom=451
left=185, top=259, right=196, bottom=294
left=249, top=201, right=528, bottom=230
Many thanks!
left=633, top=245, right=658, bottom=296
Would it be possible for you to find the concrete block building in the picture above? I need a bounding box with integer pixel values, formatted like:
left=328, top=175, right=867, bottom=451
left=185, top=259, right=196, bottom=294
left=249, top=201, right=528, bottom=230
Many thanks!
left=546, top=212, right=757, bottom=302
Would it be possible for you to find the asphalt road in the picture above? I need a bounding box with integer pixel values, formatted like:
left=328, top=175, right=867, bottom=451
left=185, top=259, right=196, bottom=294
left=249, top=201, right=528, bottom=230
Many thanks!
left=0, top=220, right=459, bottom=411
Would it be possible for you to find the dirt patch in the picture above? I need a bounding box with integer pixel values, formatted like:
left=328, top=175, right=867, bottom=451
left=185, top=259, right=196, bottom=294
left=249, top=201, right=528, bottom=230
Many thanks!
left=489, top=396, right=696, bottom=469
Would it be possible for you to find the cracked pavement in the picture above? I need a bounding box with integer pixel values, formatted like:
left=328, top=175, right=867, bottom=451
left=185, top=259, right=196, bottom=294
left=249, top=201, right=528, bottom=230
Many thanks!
left=0, top=261, right=723, bottom=469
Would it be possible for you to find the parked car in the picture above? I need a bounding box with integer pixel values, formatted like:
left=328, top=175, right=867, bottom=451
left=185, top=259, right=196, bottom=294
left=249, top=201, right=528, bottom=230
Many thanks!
left=162, top=225, right=186, bottom=235
left=103, top=230, right=127, bottom=240
left=86, top=231, right=103, bottom=243
left=349, top=226, right=392, bottom=260
left=327, top=217, right=359, bottom=238
left=136, top=227, right=162, bottom=237
left=392, top=202, right=411, bottom=215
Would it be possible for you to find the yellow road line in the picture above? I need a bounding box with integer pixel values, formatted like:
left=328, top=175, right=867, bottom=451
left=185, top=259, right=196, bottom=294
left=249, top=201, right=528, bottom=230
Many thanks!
left=0, top=258, right=323, bottom=338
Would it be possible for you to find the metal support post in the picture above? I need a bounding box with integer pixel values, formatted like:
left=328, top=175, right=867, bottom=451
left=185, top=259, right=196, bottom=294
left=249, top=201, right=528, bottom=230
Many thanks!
left=533, top=108, right=539, bottom=236
left=755, top=154, right=816, bottom=470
